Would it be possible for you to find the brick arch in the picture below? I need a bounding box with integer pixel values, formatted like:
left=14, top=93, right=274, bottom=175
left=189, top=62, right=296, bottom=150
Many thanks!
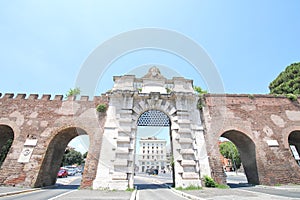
left=0, top=124, right=15, bottom=168
left=0, top=119, right=20, bottom=141
left=284, top=127, right=300, bottom=167
left=219, top=129, right=259, bottom=185
left=34, top=126, right=89, bottom=187
left=217, top=127, right=255, bottom=143
left=283, top=126, right=300, bottom=149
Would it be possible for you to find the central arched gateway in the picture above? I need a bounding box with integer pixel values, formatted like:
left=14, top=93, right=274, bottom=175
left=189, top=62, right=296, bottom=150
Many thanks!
left=136, top=109, right=174, bottom=185
left=92, top=67, right=211, bottom=190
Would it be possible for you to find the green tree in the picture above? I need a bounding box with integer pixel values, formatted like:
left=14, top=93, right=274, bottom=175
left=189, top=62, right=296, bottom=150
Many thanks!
left=269, top=62, right=300, bottom=95
left=0, top=139, right=13, bottom=167
left=219, top=141, right=241, bottom=170
left=61, top=149, right=83, bottom=166
left=83, top=152, right=88, bottom=159
left=66, top=87, right=81, bottom=98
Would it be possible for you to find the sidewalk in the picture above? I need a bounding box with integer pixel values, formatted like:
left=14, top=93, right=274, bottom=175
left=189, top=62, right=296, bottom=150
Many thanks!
left=0, top=186, right=40, bottom=197
left=136, top=174, right=300, bottom=200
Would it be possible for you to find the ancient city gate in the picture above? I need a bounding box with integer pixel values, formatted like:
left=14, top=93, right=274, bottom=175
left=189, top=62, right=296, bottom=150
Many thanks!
left=0, top=67, right=300, bottom=189
left=92, top=67, right=211, bottom=190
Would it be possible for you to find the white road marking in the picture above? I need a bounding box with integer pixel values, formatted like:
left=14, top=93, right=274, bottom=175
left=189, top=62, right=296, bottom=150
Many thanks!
left=47, top=190, right=76, bottom=200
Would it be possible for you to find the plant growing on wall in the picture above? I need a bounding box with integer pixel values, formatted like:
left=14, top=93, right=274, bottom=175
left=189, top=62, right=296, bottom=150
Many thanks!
left=66, top=87, right=81, bottom=98
left=165, top=87, right=172, bottom=94
left=96, top=104, right=107, bottom=112
left=193, top=86, right=207, bottom=95
left=194, top=86, right=207, bottom=109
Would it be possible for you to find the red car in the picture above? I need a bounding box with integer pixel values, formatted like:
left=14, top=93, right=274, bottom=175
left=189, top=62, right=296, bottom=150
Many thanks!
left=57, top=169, right=68, bottom=178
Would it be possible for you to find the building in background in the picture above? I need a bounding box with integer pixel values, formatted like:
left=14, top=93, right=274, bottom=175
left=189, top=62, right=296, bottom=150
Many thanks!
left=137, top=137, right=167, bottom=173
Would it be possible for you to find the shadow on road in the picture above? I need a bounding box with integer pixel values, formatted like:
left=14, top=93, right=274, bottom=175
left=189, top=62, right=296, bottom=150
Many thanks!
left=227, top=183, right=255, bottom=188
left=135, top=182, right=173, bottom=190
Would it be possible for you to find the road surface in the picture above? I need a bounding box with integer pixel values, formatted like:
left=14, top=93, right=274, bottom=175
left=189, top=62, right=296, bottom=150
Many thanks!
left=134, top=173, right=187, bottom=200
left=0, top=173, right=82, bottom=200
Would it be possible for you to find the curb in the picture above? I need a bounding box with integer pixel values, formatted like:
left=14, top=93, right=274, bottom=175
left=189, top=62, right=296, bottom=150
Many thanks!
left=0, top=188, right=40, bottom=197
left=165, top=184, right=205, bottom=200
left=134, top=175, right=205, bottom=200
left=129, top=186, right=137, bottom=200
left=147, top=176, right=205, bottom=200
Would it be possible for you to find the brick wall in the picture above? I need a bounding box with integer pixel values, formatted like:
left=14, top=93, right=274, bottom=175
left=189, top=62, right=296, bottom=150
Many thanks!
left=0, top=93, right=108, bottom=188
left=201, top=94, right=300, bottom=185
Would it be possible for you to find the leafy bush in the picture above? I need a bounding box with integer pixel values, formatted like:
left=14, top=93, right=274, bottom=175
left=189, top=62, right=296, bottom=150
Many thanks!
left=204, top=175, right=216, bottom=187
left=96, top=104, right=107, bottom=112
left=203, top=175, right=229, bottom=189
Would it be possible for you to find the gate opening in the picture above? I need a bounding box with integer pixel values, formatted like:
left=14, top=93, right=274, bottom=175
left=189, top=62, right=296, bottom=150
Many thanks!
left=288, top=131, right=300, bottom=166
left=220, top=130, right=259, bottom=185
left=134, top=110, right=174, bottom=188
left=0, top=125, right=14, bottom=168
left=34, top=127, right=89, bottom=188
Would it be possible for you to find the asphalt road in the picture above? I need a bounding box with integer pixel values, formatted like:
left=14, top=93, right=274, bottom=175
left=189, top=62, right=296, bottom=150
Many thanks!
left=240, top=186, right=300, bottom=199
left=134, top=175, right=187, bottom=200
left=0, top=175, right=81, bottom=200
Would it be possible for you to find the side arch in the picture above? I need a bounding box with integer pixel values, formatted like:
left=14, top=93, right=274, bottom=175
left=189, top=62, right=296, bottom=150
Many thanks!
left=0, top=125, right=14, bottom=168
left=220, top=129, right=259, bottom=185
left=283, top=126, right=300, bottom=149
left=34, top=126, right=89, bottom=187
left=287, top=130, right=300, bottom=166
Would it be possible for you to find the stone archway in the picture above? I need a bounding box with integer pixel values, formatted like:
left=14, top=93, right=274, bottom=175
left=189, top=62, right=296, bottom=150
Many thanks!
left=34, top=127, right=88, bottom=187
left=135, top=108, right=174, bottom=184
left=93, top=67, right=210, bottom=190
left=0, top=125, right=14, bottom=168
left=221, top=130, right=259, bottom=185
left=288, top=131, right=300, bottom=166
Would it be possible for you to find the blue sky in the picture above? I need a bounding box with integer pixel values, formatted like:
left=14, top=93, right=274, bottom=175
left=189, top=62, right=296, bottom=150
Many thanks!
left=1, top=1, right=299, bottom=96
left=1, top=1, right=300, bottom=153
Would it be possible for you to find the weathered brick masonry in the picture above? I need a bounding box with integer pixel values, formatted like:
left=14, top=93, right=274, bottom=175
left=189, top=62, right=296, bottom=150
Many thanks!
left=0, top=92, right=300, bottom=188
left=0, top=93, right=107, bottom=188
left=201, top=94, right=300, bottom=185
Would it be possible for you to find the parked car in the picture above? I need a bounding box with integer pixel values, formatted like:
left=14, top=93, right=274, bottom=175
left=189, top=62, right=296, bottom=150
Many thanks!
left=57, top=169, right=68, bottom=178
left=146, top=169, right=158, bottom=175
left=67, top=168, right=77, bottom=176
